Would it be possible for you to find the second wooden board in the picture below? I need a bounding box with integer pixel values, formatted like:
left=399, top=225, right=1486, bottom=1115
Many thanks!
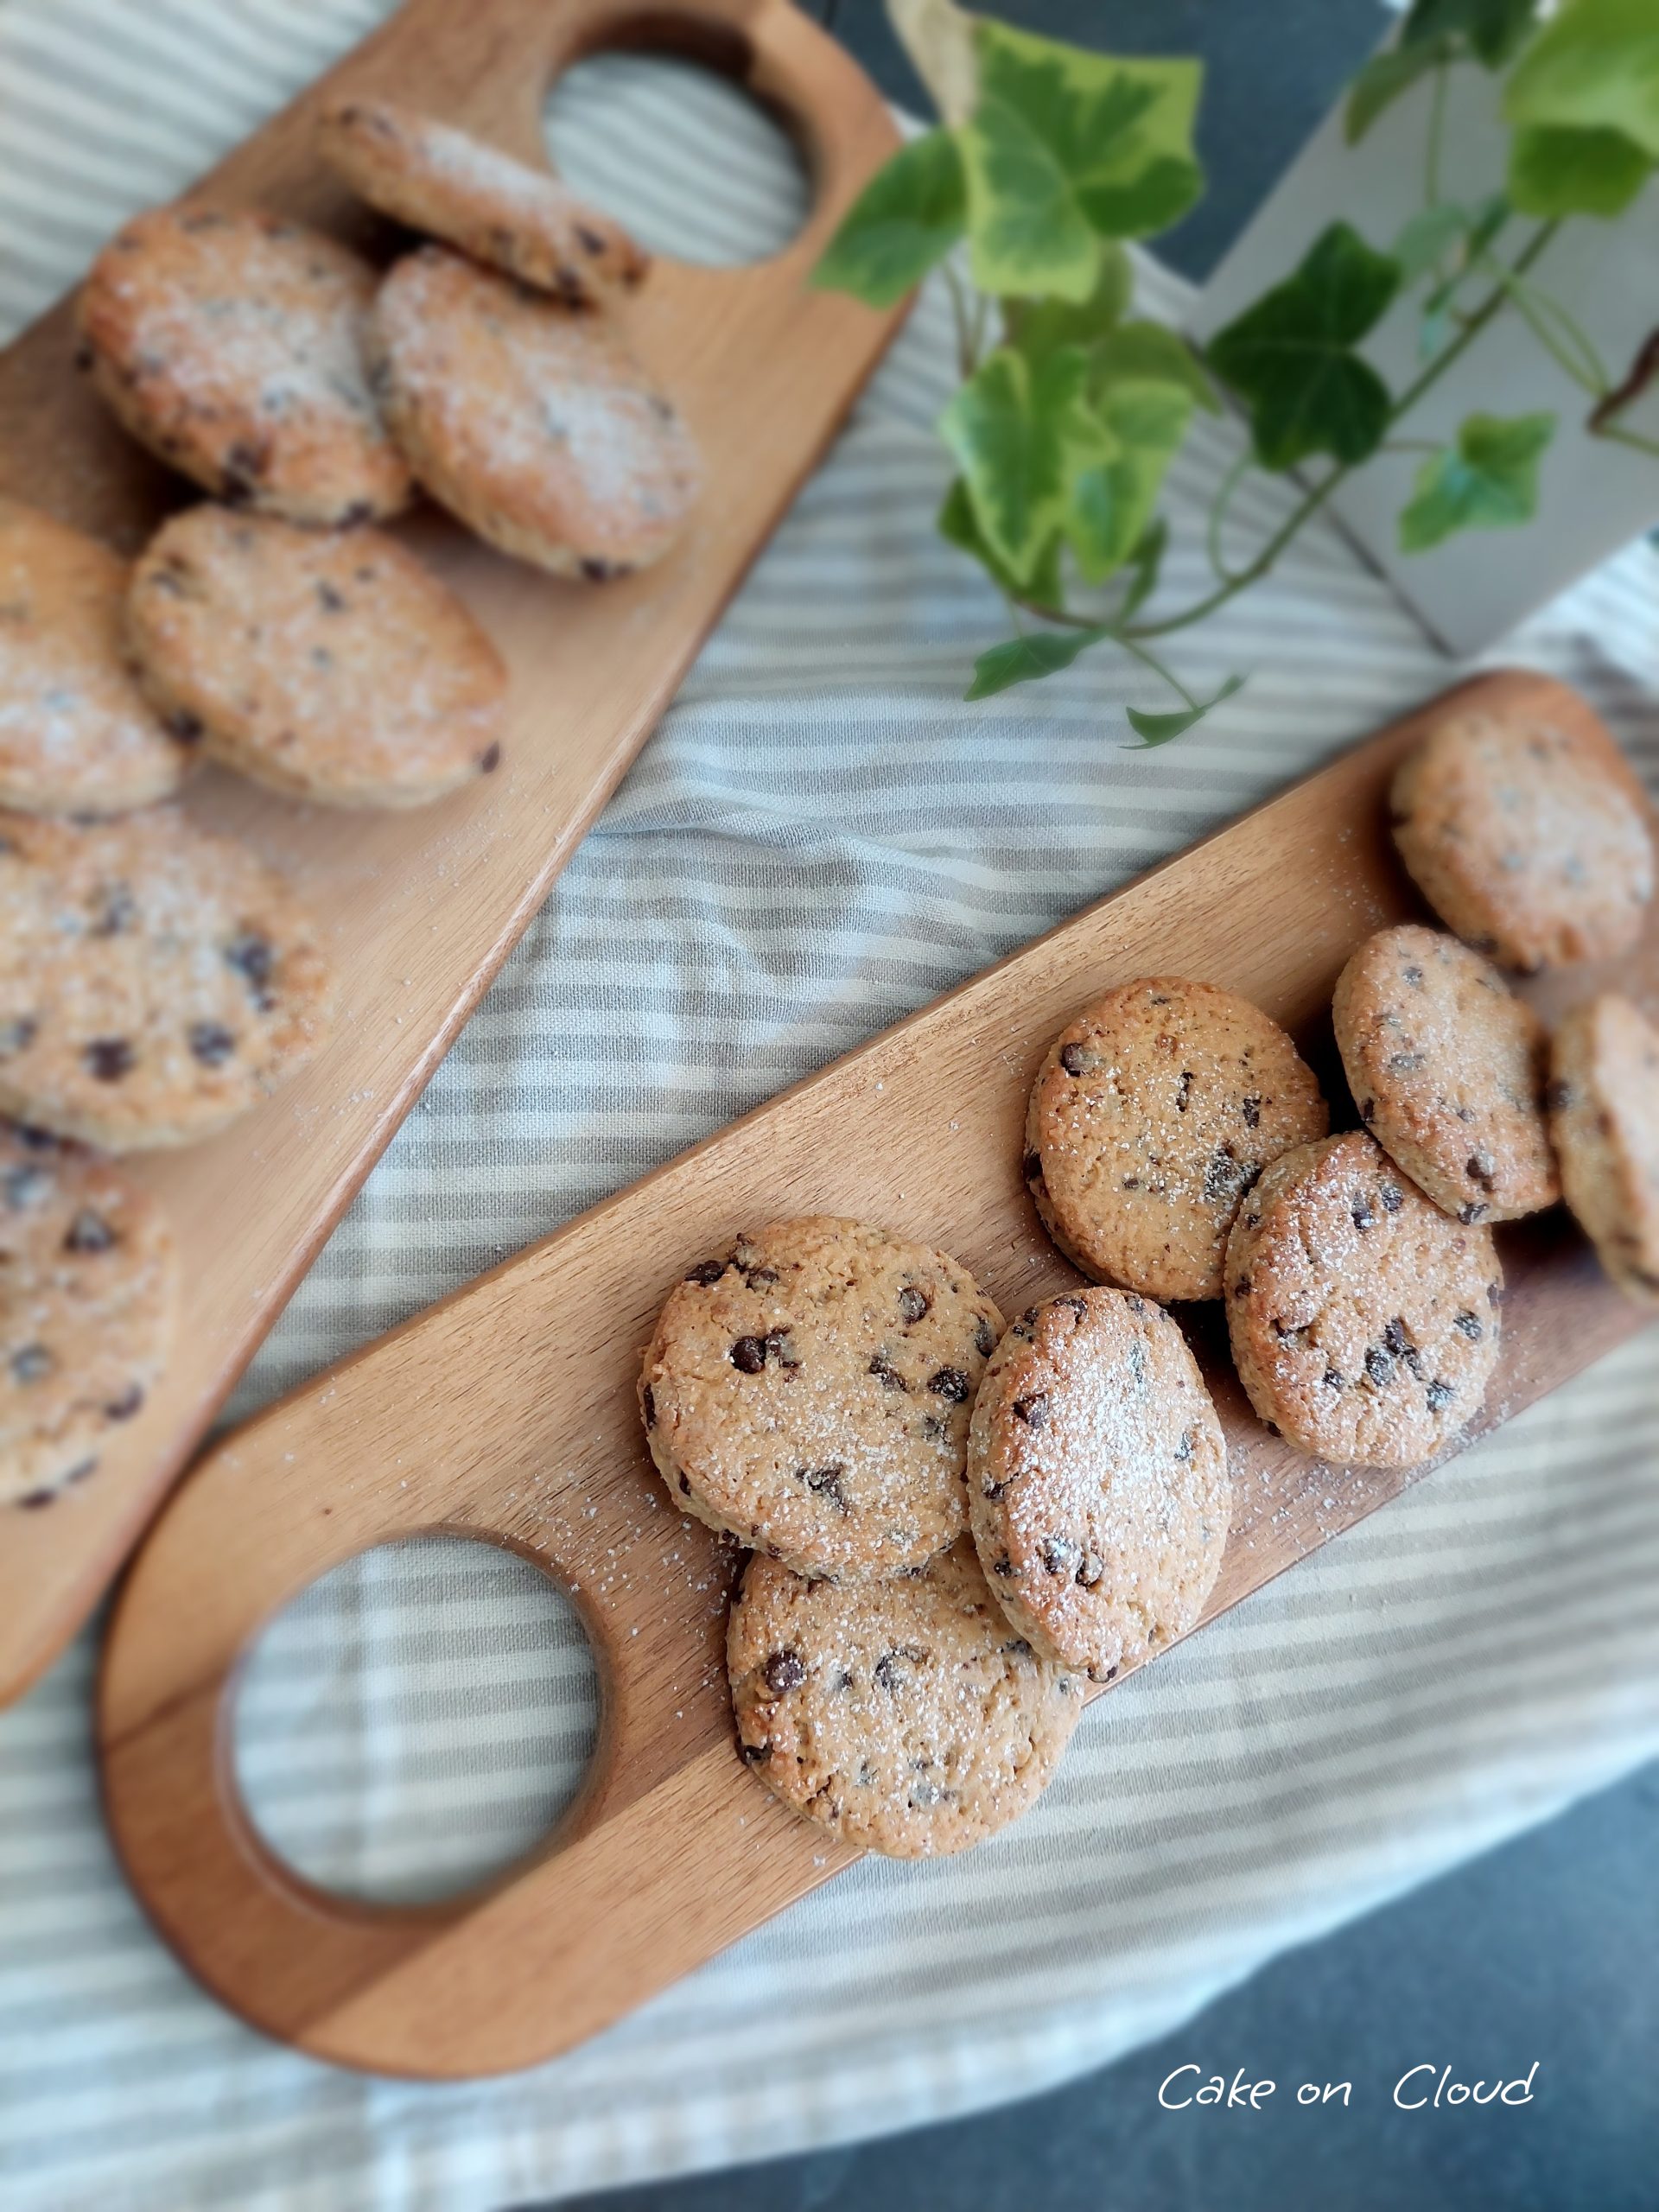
left=99, top=670, right=1657, bottom=2079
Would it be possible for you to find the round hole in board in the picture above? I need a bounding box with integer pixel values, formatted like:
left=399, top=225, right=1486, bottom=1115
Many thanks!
left=232, top=1534, right=601, bottom=1907
left=544, top=51, right=811, bottom=269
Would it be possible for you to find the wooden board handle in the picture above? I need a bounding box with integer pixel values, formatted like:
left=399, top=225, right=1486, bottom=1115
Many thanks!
left=99, top=672, right=1658, bottom=2079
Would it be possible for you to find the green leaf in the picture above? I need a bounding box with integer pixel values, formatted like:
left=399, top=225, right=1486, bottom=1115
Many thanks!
left=938, top=344, right=1111, bottom=587
left=1001, top=245, right=1133, bottom=371
left=938, top=475, right=1063, bottom=609
left=1345, top=39, right=1452, bottom=143
left=1392, top=200, right=1475, bottom=283
left=960, top=22, right=1203, bottom=295
left=1205, top=222, right=1402, bottom=469
left=810, top=129, right=966, bottom=308
left=1402, top=0, right=1538, bottom=66
left=1114, top=518, right=1166, bottom=623
left=1504, top=0, right=1659, bottom=159
left=1125, top=674, right=1245, bottom=746
left=966, top=627, right=1109, bottom=699
left=1508, top=123, right=1653, bottom=214
left=1068, top=378, right=1193, bottom=584
left=1092, top=319, right=1221, bottom=410
left=1397, top=410, right=1555, bottom=550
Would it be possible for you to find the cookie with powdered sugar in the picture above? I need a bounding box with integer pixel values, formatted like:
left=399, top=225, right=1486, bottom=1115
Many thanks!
left=1548, top=993, right=1659, bottom=1306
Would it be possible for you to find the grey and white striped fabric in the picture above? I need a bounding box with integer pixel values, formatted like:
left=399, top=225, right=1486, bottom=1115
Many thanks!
left=2, top=6, right=1658, bottom=2209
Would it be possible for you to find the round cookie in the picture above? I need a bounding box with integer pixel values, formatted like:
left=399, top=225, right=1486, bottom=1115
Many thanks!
left=640, top=1217, right=1003, bottom=1582
left=76, top=203, right=411, bottom=525
left=0, top=807, right=334, bottom=1151
left=0, top=1124, right=175, bottom=1507
left=128, top=505, right=507, bottom=808
left=1548, top=993, right=1659, bottom=1306
left=728, top=1539, right=1083, bottom=1858
left=367, top=245, right=702, bottom=579
left=1390, top=711, right=1654, bottom=973
left=1332, top=923, right=1558, bottom=1224
left=318, top=96, right=649, bottom=306
left=0, top=501, right=192, bottom=816
left=1224, top=1132, right=1503, bottom=1469
left=967, top=1289, right=1229, bottom=1681
left=1026, top=977, right=1329, bottom=1303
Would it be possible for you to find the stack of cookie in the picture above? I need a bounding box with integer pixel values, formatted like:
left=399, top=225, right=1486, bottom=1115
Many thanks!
left=0, top=105, right=704, bottom=1509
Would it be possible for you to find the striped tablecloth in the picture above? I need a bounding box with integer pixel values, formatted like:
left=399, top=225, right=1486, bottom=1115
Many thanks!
left=2, top=6, right=1656, bottom=2209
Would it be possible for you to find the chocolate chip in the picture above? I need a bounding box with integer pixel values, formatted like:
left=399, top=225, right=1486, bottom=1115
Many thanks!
left=1175, top=1428, right=1194, bottom=1462
left=1039, top=1536, right=1075, bottom=1575
left=974, top=1317, right=995, bottom=1358
left=992, top=1554, right=1015, bottom=1576
left=928, top=1365, right=970, bottom=1402
left=729, top=1336, right=767, bottom=1373
left=89, top=884, right=137, bottom=937
left=874, top=1648, right=919, bottom=1692
left=3, top=1165, right=49, bottom=1209
left=1380, top=1181, right=1405, bottom=1212
left=1076, top=1549, right=1104, bottom=1588
left=741, top=1740, right=771, bottom=1764
left=0, top=1018, right=36, bottom=1058
left=1544, top=1079, right=1573, bottom=1113
left=741, top=1263, right=779, bottom=1287
left=1175, top=1070, right=1193, bottom=1113
left=1403, top=963, right=1424, bottom=986
left=316, top=581, right=347, bottom=614
left=685, top=1258, right=728, bottom=1285
left=802, top=1465, right=847, bottom=1510
left=982, top=1478, right=1009, bottom=1501
left=1389, top=1051, right=1425, bottom=1072
left=869, top=1353, right=907, bottom=1393
left=918, top=1414, right=947, bottom=1440
left=1364, top=1345, right=1393, bottom=1387
left=642, top=1383, right=656, bottom=1427
left=1056, top=1294, right=1087, bottom=1319
left=765, top=1329, right=801, bottom=1367
left=224, top=930, right=275, bottom=1007
left=1323, top=1366, right=1344, bottom=1389
left=1459, top=1202, right=1489, bottom=1225
left=1242, top=1094, right=1262, bottom=1128
left=104, top=1382, right=143, bottom=1421
left=85, top=1038, right=133, bottom=1082
left=477, top=741, right=502, bottom=773
left=763, top=1649, right=805, bottom=1694
left=1487, top=1281, right=1503, bottom=1306
left=1203, top=1146, right=1241, bottom=1204
left=188, top=1020, right=236, bottom=1067
left=17, top=1489, right=55, bottom=1510
left=897, top=1285, right=929, bottom=1322
left=64, top=1209, right=117, bottom=1254
left=1426, top=1378, right=1455, bottom=1413
left=1013, top=1393, right=1048, bottom=1429
left=575, top=225, right=607, bottom=257
left=10, top=1343, right=53, bottom=1383
left=580, top=557, right=622, bottom=582
left=1359, top=1096, right=1376, bottom=1124
left=1022, top=1150, right=1044, bottom=1185
left=1351, top=1197, right=1376, bottom=1232
left=1466, top=1153, right=1496, bottom=1189
left=1059, top=1042, right=1090, bottom=1076
left=833, top=1668, right=855, bottom=1691
left=166, top=708, right=204, bottom=742
left=1233, top=1274, right=1252, bottom=1297
left=1382, top=1318, right=1411, bottom=1358
left=1453, top=1311, right=1483, bottom=1341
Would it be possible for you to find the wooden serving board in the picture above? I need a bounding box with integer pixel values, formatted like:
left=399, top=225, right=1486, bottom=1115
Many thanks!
left=99, top=670, right=1658, bottom=2079
left=0, top=0, right=907, bottom=1701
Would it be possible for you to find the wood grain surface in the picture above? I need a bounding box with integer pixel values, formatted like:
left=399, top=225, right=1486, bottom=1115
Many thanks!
left=0, top=0, right=907, bottom=1702
left=98, top=670, right=1658, bottom=2079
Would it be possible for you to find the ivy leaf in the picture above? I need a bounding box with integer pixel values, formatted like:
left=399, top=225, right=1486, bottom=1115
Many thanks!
left=1068, top=379, right=1193, bottom=584
left=1402, top=0, right=1539, bottom=66
left=960, top=22, right=1203, bottom=297
left=888, top=0, right=979, bottom=126
left=939, top=344, right=1111, bottom=587
left=965, top=627, right=1108, bottom=699
left=1125, top=674, right=1245, bottom=747
left=1397, top=410, right=1555, bottom=550
left=1346, top=38, right=1453, bottom=143
left=938, top=475, right=1063, bottom=609
left=1092, top=319, right=1222, bottom=410
left=810, top=129, right=966, bottom=308
left=1205, top=222, right=1402, bottom=469
left=1392, top=200, right=1476, bottom=283
left=1504, top=0, right=1659, bottom=161
left=1001, top=245, right=1133, bottom=371
left=1507, top=123, right=1653, bottom=214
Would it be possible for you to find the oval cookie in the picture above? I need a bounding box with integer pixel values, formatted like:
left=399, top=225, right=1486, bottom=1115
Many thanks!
left=0, top=500, right=191, bottom=816
left=76, top=204, right=411, bottom=525
left=728, top=1540, right=1083, bottom=1858
left=368, top=245, right=701, bottom=578
left=0, top=1124, right=175, bottom=1508
left=318, top=96, right=648, bottom=305
left=1224, top=1132, right=1503, bottom=1469
left=128, top=505, right=507, bottom=808
left=1548, top=993, right=1659, bottom=1306
left=640, top=1216, right=1003, bottom=1582
left=1027, top=976, right=1329, bottom=1302
left=0, top=808, right=334, bottom=1151
left=968, top=1289, right=1228, bottom=1681
left=1332, top=923, right=1557, bottom=1224
left=1390, top=711, right=1654, bottom=972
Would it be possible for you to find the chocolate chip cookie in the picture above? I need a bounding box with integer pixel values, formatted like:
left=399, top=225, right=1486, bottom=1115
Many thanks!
left=967, top=1288, right=1228, bottom=1681
left=0, top=1123, right=175, bottom=1507
left=0, top=500, right=192, bottom=817
left=728, top=1539, right=1083, bottom=1857
left=640, top=1216, right=1003, bottom=1582
left=367, top=245, right=701, bottom=579
left=0, top=808, right=334, bottom=1150
left=1027, top=977, right=1328, bottom=1302
left=128, top=505, right=507, bottom=808
left=1332, top=923, right=1557, bottom=1224
left=1390, top=711, right=1654, bottom=973
left=1224, top=1132, right=1503, bottom=1468
left=77, top=204, right=411, bottom=524
left=1548, top=993, right=1659, bottom=1306
left=318, top=96, right=649, bottom=305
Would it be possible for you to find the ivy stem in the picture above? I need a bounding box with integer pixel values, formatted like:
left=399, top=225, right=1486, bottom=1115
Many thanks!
left=1597, top=421, right=1659, bottom=460
left=1205, top=450, right=1252, bottom=584
left=1472, top=254, right=1608, bottom=394
left=1115, top=632, right=1200, bottom=709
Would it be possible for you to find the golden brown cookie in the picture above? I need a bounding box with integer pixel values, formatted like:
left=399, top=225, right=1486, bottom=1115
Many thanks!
left=728, top=1540, right=1083, bottom=1857
left=1224, top=1133, right=1503, bottom=1469
left=1390, top=711, right=1654, bottom=973
left=0, top=1124, right=175, bottom=1508
left=128, top=505, right=506, bottom=808
left=967, top=1288, right=1228, bottom=1682
left=318, top=95, right=649, bottom=305
left=367, top=245, right=701, bottom=578
left=1332, top=923, right=1557, bottom=1224
left=0, top=807, right=334, bottom=1151
left=76, top=203, right=411, bottom=525
left=1548, top=993, right=1659, bottom=1306
left=1026, top=977, right=1329, bottom=1303
left=640, top=1217, right=1003, bottom=1582
left=0, top=500, right=192, bottom=815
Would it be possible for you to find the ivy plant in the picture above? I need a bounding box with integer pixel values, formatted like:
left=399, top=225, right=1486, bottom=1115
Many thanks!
left=810, top=0, right=1659, bottom=730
